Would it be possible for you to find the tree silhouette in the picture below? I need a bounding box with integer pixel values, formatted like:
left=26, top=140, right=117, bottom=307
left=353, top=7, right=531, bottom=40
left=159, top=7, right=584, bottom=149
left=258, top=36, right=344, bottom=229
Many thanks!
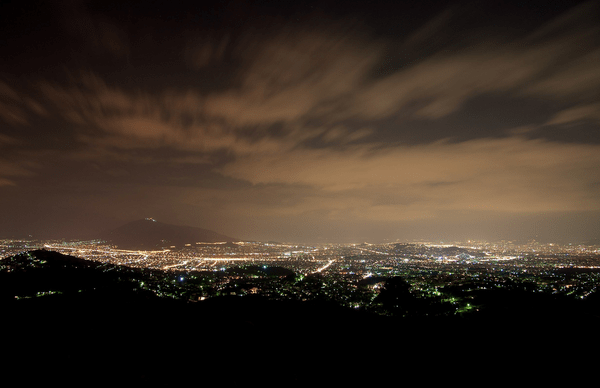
left=375, top=276, right=416, bottom=314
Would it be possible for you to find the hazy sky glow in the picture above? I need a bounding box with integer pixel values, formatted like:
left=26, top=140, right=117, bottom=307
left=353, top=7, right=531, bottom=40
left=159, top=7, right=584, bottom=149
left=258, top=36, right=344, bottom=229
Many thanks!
left=1, top=0, right=599, bottom=243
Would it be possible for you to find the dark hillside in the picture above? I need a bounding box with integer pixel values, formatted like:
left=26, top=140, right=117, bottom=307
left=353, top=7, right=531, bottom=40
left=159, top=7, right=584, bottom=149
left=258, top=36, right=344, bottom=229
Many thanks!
left=3, top=249, right=600, bottom=382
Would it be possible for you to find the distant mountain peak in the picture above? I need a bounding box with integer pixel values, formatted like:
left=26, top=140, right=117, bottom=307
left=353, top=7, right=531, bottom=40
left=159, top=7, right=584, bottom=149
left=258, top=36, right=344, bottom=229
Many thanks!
left=101, top=219, right=238, bottom=250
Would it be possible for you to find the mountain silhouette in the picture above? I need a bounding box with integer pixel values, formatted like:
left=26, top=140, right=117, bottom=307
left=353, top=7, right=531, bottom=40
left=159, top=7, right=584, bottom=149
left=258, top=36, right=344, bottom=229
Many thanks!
left=101, top=218, right=238, bottom=250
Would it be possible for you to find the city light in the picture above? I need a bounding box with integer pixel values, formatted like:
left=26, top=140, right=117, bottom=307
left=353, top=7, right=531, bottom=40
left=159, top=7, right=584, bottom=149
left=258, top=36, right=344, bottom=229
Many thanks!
left=4, top=238, right=600, bottom=310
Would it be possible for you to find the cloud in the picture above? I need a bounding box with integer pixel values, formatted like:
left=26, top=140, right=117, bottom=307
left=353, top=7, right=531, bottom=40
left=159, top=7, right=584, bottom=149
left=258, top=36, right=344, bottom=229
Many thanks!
left=184, top=34, right=232, bottom=69
left=0, top=133, right=16, bottom=145
left=202, top=23, right=383, bottom=126
left=0, top=104, right=28, bottom=126
left=56, top=0, right=130, bottom=60
left=219, top=136, right=600, bottom=221
left=3, top=2, right=599, bottom=228
left=18, top=1, right=597, bottom=157
left=524, top=47, right=600, bottom=100
left=0, top=156, right=35, bottom=187
left=191, top=3, right=599, bottom=128
left=0, top=80, right=48, bottom=125
left=357, top=33, right=600, bottom=121
left=547, top=102, right=600, bottom=126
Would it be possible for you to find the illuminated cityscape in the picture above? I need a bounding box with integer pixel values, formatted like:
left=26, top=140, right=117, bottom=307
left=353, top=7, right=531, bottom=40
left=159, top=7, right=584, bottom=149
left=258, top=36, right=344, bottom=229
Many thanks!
left=3, top=238, right=599, bottom=317
left=2, top=0, right=600, bottom=381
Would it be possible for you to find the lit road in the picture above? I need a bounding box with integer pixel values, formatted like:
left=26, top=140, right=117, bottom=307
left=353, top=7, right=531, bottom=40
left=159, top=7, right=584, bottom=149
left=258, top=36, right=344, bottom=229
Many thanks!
left=312, top=259, right=334, bottom=274
left=162, top=260, right=189, bottom=270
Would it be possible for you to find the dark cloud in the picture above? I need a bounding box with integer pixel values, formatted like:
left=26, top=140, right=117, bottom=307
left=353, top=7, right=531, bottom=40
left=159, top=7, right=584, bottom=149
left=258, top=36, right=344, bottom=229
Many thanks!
left=0, top=0, right=599, bottom=242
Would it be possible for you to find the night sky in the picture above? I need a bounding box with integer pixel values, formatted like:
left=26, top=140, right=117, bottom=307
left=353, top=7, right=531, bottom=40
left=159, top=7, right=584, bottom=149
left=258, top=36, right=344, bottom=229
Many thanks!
left=1, top=0, right=599, bottom=243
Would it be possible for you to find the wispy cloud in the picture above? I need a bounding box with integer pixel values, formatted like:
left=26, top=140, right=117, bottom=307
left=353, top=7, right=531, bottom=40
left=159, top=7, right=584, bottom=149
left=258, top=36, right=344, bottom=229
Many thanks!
left=221, top=136, right=600, bottom=218
left=16, top=2, right=597, bottom=152
left=1, top=1, right=599, bottom=237
left=56, top=0, right=130, bottom=60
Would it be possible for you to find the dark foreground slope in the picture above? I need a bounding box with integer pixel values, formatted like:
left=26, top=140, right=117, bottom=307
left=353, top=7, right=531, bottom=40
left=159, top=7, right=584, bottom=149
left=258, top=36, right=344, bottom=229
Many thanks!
left=1, top=250, right=394, bottom=382
left=3, top=250, right=600, bottom=383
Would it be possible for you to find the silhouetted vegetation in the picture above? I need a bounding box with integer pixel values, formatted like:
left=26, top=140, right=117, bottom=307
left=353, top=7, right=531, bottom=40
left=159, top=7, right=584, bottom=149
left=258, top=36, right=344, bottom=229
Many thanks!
left=4, top=248, right=600, bottom=382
